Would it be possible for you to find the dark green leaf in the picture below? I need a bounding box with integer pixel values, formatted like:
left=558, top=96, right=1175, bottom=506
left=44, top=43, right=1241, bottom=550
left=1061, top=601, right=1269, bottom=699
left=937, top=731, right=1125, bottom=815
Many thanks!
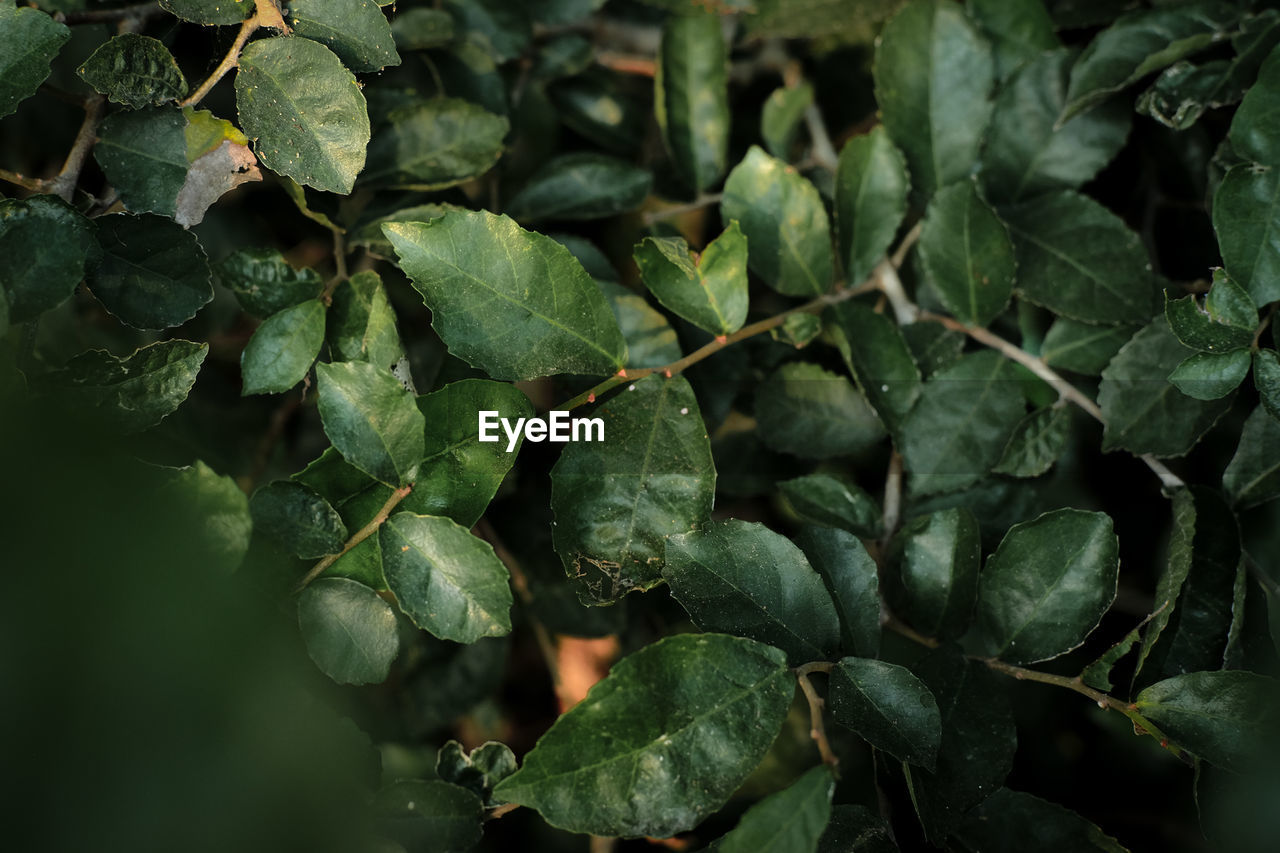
left=657, top=13, right=729, bottom=193
left=664, top=519, right=841, bottom=665
left=887, top=507, right=980, bottom=641
left=761, top=83, right=813, bottom=159
left=755, top=361, right=885, bottom=459
left=830, top=658, right=941, bottom=769
left=977, top=508, right=1118, bottom=664
left=287, top=0, right=400, bottom=73
left=297, top=578, right=399, bottom=685
left=315, top=360, right=425, bottom=486
left=1257, top=348, right=1280, bottom=420
left=327, top=270, right=406, bottom=369
left=505, top=152, right=651, bottom=222
left=163, top=460, right=252, bottom=573
left=967, top=0, right=1059, bottom=81
left=900, top=351, right=1027, bottom=496
left=1224, top=405, right=1280, bottom=508
left=633, top=223, right=748, bottom=337
left=492, top=633, right=794, bottom=838
left=1061, top=2, right=1238, bottom=123
left=362, top=98, right=508, bottom=190
left=1080, top=623, right=1143, bottom=693
left=551, top=374, right=714, bottom=603
left=547, top=70, right=647, bottom=154
left=781, top=474, right=881, bottom=539
left=954, top=789, right=1129, bottom=852
left=918, top=180, right=1015, bottom=327
left=873, top=0, right=993, bottom=200
left=905, top=648, right=1016, bottom=842
left=435, top=740, right=517, bottom=807
left=598, top=279, right=683, bottom=368
left=240, top=298, right=325, bottom=395
left=384, top=210, right=627, bottom=380
left=993, top=406, right=1071, bottom=478
left=77, top=33, right=187, bottom=108
left=1135, top=670, right=1280, bottom=773
left=1229, top=36, right=1280, bottom=165
left=87, top=213, right=213, bottom=330
left=0, top=194, right=95, bottom=322
left=1213, top=163, right=1280, bottom=308
left=1169, top=349, right=1252, bottom=400
left=236, top=36, right=370, bottom=194
left=828, top=302, right=921, bottom=437
left=1135, top=487, right=1195, bottom=675
left=390, top=8, right=455, bottom=51
left=817, top=805, right=897, bottom=853
left=1004, top=191, right=1157, bottom=325
left=1099, top=317, right=1234, bottom=457
left=250, top=480, right=348, bottom=559
left=981, top=48, right=1131, bottom=205
left=797, top=526, right=880, bottom=657
left=771, top=312, right=822, bottom=348
left=0, top=2, right=69, bottom=119
left=835, top=126, right=910, bottom=284
left=217, top=247, right=323, bottom=318
left=1042, top=318, right=1138, bottom=376
left=374, top=779, right=484, bottom=853
left=380, top=512, right=512, bottom=643
left=1165, top=270, right=1258, bottom=353
left=711, top=765, right=834, bottom=853
left=94, top=106, right=188, bottom=217
left=159, top=0, right=251, bottom=25
left=443, top=0, right=530, bottom=63
left=721, top=145, right=833, bottom=296
left=42, top=339, right=208, bottom=433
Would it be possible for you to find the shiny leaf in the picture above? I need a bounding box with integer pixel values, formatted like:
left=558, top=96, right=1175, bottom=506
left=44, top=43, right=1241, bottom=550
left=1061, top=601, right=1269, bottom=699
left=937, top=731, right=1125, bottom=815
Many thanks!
left=77, top=33, right=187, bottom=108
left=829, top=657, right=941, bottom=769
left=828, top=301, right=921, bottom=437
left=0, top=3, right=69, bottom=119
left=1135, top=670, right=1280, bottom=773
left=835, top=126, right=910, bottom=284
left=240, top=299, right=326, bottom=395
left=297, top=578, right=399, bottom=685
left=1169, top=349, right=1252, bottom=400
left=287, top=0, right=400, bottom=73
left=781, top=474, right=881, bottom=540
left=755, top=361, right=885, bottom=459
left=1213, top=163, right=1280, bottom=308
left=887, top=507, right=981, bottom=641
left=315, top=360, right=425, bottom=486
left=362, top=98, right=508, bottom=190
left=633, top=223, right=748, bottom=337
left=918, top=180, right=1015, bottom=327
left=250, top=480, right=348, bottom=559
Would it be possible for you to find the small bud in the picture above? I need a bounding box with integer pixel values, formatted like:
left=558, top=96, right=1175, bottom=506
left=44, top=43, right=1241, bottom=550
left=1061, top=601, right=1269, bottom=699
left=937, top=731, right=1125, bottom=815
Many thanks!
left=715, top=335, right=728, bottom=345
left=587, top=393, right=596, bottom=403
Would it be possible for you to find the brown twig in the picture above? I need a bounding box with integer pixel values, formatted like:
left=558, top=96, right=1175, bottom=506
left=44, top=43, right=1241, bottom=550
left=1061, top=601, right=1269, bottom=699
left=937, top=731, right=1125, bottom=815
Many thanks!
left=0, top=168, right=47, bottom=194
left=180, top=13, right=261, bottom=108
left=879, top=451, right=903, bottom=549
left=48, top=94, right=105, bottom=201
left=294, top=484, right=413, bottom=592
left=794, top=662, right=839, bottom=772
left=642, top=193, right=724, bottom=225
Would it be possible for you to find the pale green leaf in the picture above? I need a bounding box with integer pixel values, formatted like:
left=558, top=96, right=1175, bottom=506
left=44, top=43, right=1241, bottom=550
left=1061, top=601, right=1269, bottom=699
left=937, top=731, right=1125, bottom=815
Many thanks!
left=297, top=578, right=399, bottom=685
left=835, top=126, right=910, bottom=284
left=761, top=83, right=813, bottom=160
left=327, top=270, right=405, bottom=370
left=711, top=766, right=834, bottom=853
left=315, top=360, right=425, bottom=486
left=1169, top=349, right=1252, bottom=400
left=240, top=299, right=326, bottom=395
left=633, top=223, right=748, bottom=337
left=656, top=13, right=729, bottom=193
left=598, top=279, right=683, bottom=369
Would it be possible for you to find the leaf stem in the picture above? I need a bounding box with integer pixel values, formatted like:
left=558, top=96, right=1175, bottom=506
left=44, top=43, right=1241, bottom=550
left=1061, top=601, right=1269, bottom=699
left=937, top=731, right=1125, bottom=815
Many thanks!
left=180, top=13, right=261, bottom=108
left=795, top=668, right=840, bottom=772
left=803, top=103, right=839, bottom=172
left=880, top=450, right=903, bottom=549
left=294, top=483, right=412, bottom=593
left=48, top=94, right=105, bottom=202
left=641, top=192, right=723, bottom=225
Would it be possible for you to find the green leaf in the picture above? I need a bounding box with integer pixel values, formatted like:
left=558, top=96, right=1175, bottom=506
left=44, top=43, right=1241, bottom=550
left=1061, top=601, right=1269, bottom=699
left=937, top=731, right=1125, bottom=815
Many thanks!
left=710, top=765, right=834, bottom=853
left=977, top=508, right=1119, bottom=664
left=954, top=789, right=1130, bottom=852
left=1042, top=318, right=1138, bottom=376
left=218, top=247, right=323, bottom=318
left=287, top=0, right=400, bottom=73
left=967, top=0, right=1059, bottom=81
left=1213, top=163, right=1280, bottom=308
left=918, top=180, right=1015, bottom=327
left=664, top=519, right=841, bottom=665
left=492, top=633, right=794, bottom=838
left=548, top=71, right=646, bottom=154
left=981, top=48, right=1131, bottom=205
left=1224, top=405, right=1280, bottom=508
left=781, top=474, right=881, bottom=539
left=1165, top=270, right=1258, bottom=353
left=327, top=270, right=405, bottom=370
left=362, top=98, right=508, bottom=190
left=1003, top=190, right=1157, bottom=325
left=391, top=8, right=455, bottom=51
left=380, top=512, right=513, bottom=643
left=250, top=480, right=348, bottom=559
left=551, top=374, right=714, bottom=603
left=1080, top=624, right=1143, bottom=692
left=87, top=213, right=213, bottom=330
left=817, top=806, right=897, bottom=853
left=403, top=379, right=532, bottom=527
left=828, top=302, right=921, bottom=437
left=1135, top=670, right=1280, bottom=772
left=835, top=126, right=910, bottom=284
left=384, top=210, right=627, bottom=380
left=771, top=312, right=822, bottom=348
left=443, top=0, right=530, bottom=63
left=1169, top=349, right=1252, bottom=400
left=755, top=361, right=885, bottom=459
left=633, top=223, right=748, bottom=337
left=761, top=82, right=813, bottom=160
left=1256, top=348, right=1280, bottom=420
left=435, top=740, right=517, bottom=807
left=721, top=145, right=833, bottom=296
left=797, top=526, right=880, bottom=657
left=162, top=460, right=252, bottom=574
left=42, top=339, right=208, bottom=433
left=350, top=203, right=453, bottom=257
left=905, top=648, right=1016, bottom=842
left=505, top=152, right=652, bottom=222
left=77, top=33, right=187, bottom=108
left=900, top=351, right=1027, bottom=496
left=1229, top=36, right=1280, bottom=165
left=374, top=779, right=485, bottom=853
left=0, top=194, right=95, bottom=322
left=240, top=299, right=325, bottom=395
left=1099, top=317, right=1235, bottom=457
left=887, top=507, right=980, bottom=641
left=315, top=360, right=425, bottom=486
left=829, top=658, right=941, bottom=769
left=94, top=106, right=188, bottom=217
left=873, top=0, right=994, bottom=200
left=656, top=13, right=729, bottom=193
left=159, top=0, right=252, bottom=25
left=598, top=279, right=683, bottom=368
left=0, top=2, right=69, bottom=119
left=1061, top=2, right=1238, bottom=123
left=993, top=406, right=1071, bottom=478
left=297, top=578, right=399, bottom=685
left=236, top=36, right=370, bottom=194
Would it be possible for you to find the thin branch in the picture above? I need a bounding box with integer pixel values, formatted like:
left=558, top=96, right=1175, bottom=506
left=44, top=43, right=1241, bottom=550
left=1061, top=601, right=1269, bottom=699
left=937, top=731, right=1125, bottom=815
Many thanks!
left=0, top=168, right=47, bottom=194
left=294, top=484, right=413, bottom=592
left=876, top=259, right=918, bottom=325
left=48, top=94, right=104, bottom=202
left=486, top=802, right=521, bottom=821
left=1253, top=304, right=1276, bottom=350
left=59, top=2, right=160, bottom=25
left=642, top=193, right=723, bottom=225
left=180, top=14, right=261, bottom=108
left=322, top=230, right=348, bottom=304
left=795, top=669, right=840, bottom=772
left=803, top=103, right=839, bottom=172
left=880, top=451, right=903, bottom=548
left=890, top=222, right=923, bottom=269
